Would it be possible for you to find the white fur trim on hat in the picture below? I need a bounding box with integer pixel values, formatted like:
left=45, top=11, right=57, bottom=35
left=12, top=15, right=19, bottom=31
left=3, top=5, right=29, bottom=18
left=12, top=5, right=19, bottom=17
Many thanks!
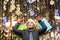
left=27, top=18, right=35, bottom=24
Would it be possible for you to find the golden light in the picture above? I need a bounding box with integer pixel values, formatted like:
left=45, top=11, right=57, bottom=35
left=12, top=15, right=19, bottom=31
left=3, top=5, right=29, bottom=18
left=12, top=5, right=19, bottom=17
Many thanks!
left=5, top=22, right=10, bottom=27
left=50, top=0, right=54, bottom=5
left=9, top=4, right=16, bottom=12
left=37, top=7, right=40, bottom=10
left=12, top=21, right=17, bottom=26
left=3, top=5, right=6, bottom=10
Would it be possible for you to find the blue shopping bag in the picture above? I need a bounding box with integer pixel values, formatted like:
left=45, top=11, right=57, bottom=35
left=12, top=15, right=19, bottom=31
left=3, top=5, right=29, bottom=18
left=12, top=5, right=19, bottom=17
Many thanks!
left=37, top=22, right=42, bottom=29
left=41, top=18, right=52, bottom=32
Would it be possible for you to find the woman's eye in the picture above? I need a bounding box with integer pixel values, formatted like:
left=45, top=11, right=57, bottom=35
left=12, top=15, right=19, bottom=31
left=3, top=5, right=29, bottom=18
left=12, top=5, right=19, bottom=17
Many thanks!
left=31, top=22, right=33, bottom=23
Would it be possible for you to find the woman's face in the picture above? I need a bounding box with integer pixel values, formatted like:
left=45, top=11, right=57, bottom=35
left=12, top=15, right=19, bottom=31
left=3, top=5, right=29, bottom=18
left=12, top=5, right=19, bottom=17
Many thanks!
left=27, top=22, right=34, bottom=28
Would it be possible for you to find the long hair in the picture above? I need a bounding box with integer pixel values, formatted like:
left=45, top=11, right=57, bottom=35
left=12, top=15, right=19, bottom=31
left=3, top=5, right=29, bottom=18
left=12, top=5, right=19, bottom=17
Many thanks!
left=26, top=22, right=36, bottom=29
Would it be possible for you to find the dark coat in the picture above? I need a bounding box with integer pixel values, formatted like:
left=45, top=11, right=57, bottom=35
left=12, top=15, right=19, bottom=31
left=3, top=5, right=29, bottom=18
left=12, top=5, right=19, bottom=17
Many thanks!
left=13, top=21, right=47, bottom=40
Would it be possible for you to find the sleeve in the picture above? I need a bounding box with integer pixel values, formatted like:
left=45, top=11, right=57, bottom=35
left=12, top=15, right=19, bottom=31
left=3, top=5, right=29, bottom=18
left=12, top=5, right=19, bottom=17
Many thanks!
left=38, top=21, right=47, bottom=35
left=12, top=23, right=24, bottom=35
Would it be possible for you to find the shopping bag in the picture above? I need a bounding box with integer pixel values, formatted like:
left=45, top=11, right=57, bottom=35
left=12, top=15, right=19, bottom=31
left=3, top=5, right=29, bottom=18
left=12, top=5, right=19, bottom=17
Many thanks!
left=37, top=22, right=43, bottom=29
left=14, top=23, right=26, bottom=37
left=41, top=18, right=52, bottom=32
left=17, top=23, right=26, bottom=30
left=35, top=17, right=43, bottom=29
left=34, top=20, right=40, bottom=30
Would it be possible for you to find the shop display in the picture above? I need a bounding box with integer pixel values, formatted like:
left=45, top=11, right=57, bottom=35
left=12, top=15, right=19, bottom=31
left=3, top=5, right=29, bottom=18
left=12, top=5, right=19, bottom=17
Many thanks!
left=0, top=0, right=60, bottom=40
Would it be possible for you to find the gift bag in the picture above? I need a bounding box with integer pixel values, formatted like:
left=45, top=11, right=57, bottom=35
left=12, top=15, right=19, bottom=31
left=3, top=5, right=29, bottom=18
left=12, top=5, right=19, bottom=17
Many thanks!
left=34, top=20, right=40, bottom=30
left=14, top=23, right=26, bottom=37
left=37, top=22, right=42, bottom=29
left=17, top=23, right=26, bottom=30
left=35, top=17, right=42, bottom=29
left=41, top=18, right=52, bottom=32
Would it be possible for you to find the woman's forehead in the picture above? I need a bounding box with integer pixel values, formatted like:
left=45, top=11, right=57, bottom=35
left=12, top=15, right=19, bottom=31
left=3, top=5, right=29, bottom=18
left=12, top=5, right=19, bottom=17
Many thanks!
left=28, top=22, right=34, bottom=23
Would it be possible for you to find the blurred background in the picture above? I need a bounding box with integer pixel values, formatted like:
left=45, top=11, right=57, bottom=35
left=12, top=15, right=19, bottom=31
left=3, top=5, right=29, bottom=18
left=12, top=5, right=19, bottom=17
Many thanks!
left=0, top=0, right=60, bottom=40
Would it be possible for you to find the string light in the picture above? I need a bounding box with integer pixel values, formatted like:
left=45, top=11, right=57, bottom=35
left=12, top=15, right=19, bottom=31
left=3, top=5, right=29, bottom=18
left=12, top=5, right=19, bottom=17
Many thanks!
left=5, top=22, right=10, bottom=27
left=30, top=10, right=35, bottom=16
left=3, top=16, right=7, bottom=23
left=50, top=0, right=54, bottom=5
left=24, top=13, right=27, bottom=16
left=28, top=0, right=36, bottom=4
left=9, top=0, right=15, bottom=12
left=37, top=7, right=40, bottom=10
left=3, top=5, right=6, bottom=10
left=15, top=4, right=22, bottom=16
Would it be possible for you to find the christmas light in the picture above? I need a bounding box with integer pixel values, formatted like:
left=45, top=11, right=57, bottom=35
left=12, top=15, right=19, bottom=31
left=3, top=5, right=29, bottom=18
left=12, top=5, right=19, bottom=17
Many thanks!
left=6, top=0, right=9, bottom=2
left=24, top=13, right=27, bottom=16
left=3, top=16, right=7, bottom=23
left=5, top=22, right=10, bottom=27
left=9, top=4, right=15, bottom=12
left=12, top=21, right=17, bottom=26
left=3, top=5, right=6, bottom=10
left=50, top=0, right=54, bottom=5
left=30, top=11, right=35, bottom=16
left=28, top=0, right=36, bottom=4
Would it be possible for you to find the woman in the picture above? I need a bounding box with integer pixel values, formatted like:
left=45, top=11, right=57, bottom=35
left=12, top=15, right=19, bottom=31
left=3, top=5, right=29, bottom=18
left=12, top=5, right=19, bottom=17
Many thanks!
left=13, top=18, right=47, bottom=40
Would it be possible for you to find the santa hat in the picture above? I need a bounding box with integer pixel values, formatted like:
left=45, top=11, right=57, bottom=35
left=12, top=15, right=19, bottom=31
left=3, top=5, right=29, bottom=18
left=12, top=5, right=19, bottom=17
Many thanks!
left=27, top=18, right=35, bottom=24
